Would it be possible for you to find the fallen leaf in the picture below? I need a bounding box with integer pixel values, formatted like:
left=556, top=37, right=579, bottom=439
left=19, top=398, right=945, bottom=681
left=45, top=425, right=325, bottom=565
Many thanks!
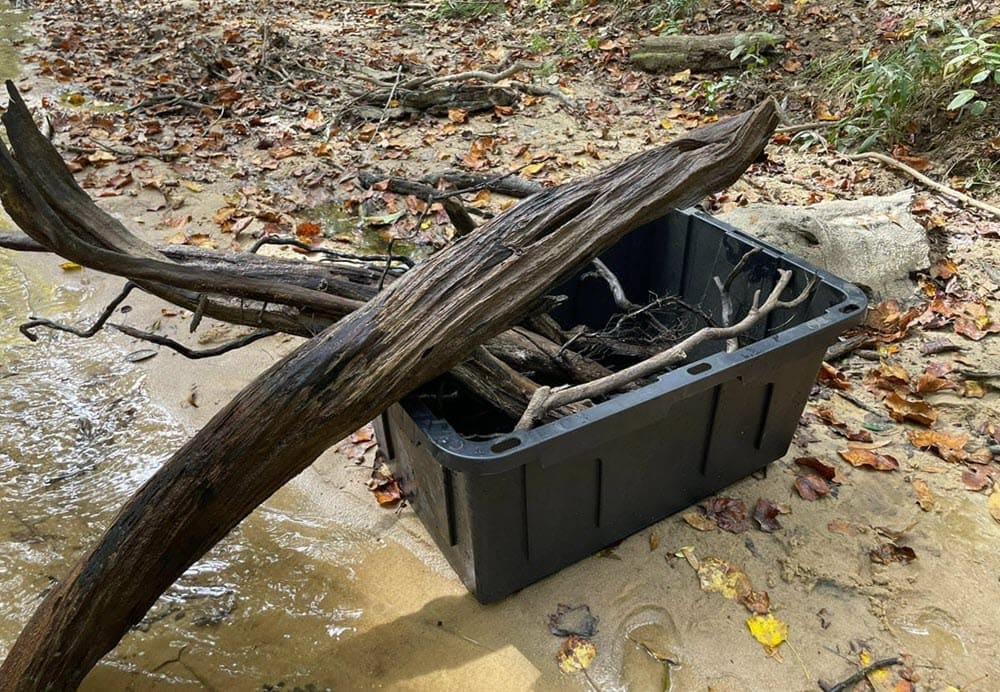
left=185, top=233, right=216, bottom=249
left=164, top=214, right=192, bottom=229
left=968, top=447, right=994, bottom=464
left=827, top=518, right=862, bottom=536
left=870, top=543, right=917, bottom=564
left=681, top=511, right=717, bottom=531
left=59, top=261, right=82, bottom=271
left=752, top=498, right=782, bottom=533
left=930, top=258, right=958, bottom=280
left=447, top=108, right=468, bottom=123
left=989, top=491, right=1000, bottom=523
left=351, top=426, right=374, bottom=444
left=914, top=373, right=959, bottom=393
left=372, top=480, right=402, bottom=506
left=963, top=381, right=986, bottom=398
left=911, top=477, right=935, bottom=510
left=884, top=393, right=937, bottom=426
left=839, top=448, right=899, bottom=471
left=694, top=556, right=768, bottom=612
left=907, top=429, right=969, bottom=462
left=746, top=613, right=788, bottom=654
left=701, top=497, right=749, bottom=533
left=795, top=474, right=831, bottom=500
left=557, top=636, right=597, bottom=673
left=549, top=604, right=598, bottom=638
left=961, top=466, right=992, bottom=491
left=669, top=68, right=691, bottom=84
left=794, top=456, right=839, bottom=482
left=296, top=221, right=322, bottom=239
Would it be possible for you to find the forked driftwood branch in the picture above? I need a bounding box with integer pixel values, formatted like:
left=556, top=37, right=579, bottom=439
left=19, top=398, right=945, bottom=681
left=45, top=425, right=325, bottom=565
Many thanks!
left=0, top=83, right=777, bottom=689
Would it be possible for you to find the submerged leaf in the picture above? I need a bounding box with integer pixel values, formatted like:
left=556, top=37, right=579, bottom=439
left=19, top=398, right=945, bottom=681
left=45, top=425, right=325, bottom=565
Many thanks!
left=549, top=604, right=599, bottom=638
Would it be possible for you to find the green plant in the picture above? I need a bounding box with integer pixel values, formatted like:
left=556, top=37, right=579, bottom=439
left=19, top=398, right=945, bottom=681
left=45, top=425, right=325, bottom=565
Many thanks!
left=817, top=33, right=944, bottom=149
left=943, top=20, right=1000, bottom=115
left=730, top=31, right=780, bottom=69
left=528, top=32, right=553, bottom=53
left=436, top=0, right=504, bottom=19
left=686, top=74, right=739, bottom=113
left=619, top=0, right=701, bottom=27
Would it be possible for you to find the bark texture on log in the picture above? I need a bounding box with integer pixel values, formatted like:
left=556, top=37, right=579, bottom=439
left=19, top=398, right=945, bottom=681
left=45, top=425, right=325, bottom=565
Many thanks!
left=0, top=94, right=777, bottom=690
left=630, top=32, right=783, bottom=73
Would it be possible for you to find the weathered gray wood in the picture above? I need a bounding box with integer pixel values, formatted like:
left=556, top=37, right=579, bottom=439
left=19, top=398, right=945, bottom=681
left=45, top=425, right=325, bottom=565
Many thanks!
left=631, top=32, right=783, bottom=73
left=0, top=97, right=777, bottom=690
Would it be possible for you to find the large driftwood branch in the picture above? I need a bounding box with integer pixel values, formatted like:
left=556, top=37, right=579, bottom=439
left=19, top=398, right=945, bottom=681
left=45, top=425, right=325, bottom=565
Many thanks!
left=0, top=95, right=777, bottom=689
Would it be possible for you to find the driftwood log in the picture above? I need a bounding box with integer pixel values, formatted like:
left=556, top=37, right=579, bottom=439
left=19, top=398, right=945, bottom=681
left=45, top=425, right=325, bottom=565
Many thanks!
left=630, top=31, right=784, bottom=73
left=0, top=82, right=778, bottom=689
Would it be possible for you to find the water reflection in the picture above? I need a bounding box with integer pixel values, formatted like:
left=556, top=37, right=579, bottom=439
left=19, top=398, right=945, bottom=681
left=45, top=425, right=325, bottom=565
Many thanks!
left=0, top=250, right=376, bottom=688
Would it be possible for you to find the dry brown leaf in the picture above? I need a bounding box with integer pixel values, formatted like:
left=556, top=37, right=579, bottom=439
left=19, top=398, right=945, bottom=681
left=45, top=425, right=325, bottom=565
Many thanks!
left=827, top=518, right=862, bottom=536
left=701, top=497, right=749, bottom=534
left=907, top=429, right=969, bottom=462
left=911, top=478, right=935, bottom=511
left=961, top=466, right=992, bottom=491
left=884, top=392, right=937, bottom=426
left=989, top=491, right=1000, bottom=523
left=838, top=448, right=899, bottom=471
left=681, top=511, right=717, bottom=532
left=794, top=473, right=831, bottom=500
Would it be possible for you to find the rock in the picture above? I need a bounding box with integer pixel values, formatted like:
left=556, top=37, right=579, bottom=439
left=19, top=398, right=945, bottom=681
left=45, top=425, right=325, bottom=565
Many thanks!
left=717, top=190, right=929, bottom=300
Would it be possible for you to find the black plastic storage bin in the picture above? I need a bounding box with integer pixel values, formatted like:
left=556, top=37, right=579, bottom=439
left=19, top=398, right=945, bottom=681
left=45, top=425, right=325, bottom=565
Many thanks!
left=375, top=208, right=867, bottom=603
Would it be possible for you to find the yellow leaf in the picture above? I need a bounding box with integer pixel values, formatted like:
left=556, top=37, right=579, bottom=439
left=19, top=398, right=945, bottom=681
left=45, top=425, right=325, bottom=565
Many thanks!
left=557, top=636, right=597, bottom=673
left=59, top=261, right=82, bottom=271
left=181, top=180, right=204, bottom=192
left=746, top=613, right=788, bottom=652
left=989, top=491, right=1000, bottom=523
left=697, top=557, right=751, bottom=600
left=669, top=68, right=691, bottom=84
left=521, top=162, right=546, bottom=176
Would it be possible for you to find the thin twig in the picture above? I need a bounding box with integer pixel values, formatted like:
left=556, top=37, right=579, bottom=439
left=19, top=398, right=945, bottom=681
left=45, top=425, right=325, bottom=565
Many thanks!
left=822, top=656, right=901, bottom=692
left=775, top=120, right=842, bottom=135
left=19, top=282, right=138, bottom=342
left=849, top=152, right=1000, bottom=219
left=510, top=81, right=579, bottom=112
left=109, top=324, right=276, bottom=359
left=366, top=64, right=403, bottom=153
left=516, top=270, right=816, bottom=430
